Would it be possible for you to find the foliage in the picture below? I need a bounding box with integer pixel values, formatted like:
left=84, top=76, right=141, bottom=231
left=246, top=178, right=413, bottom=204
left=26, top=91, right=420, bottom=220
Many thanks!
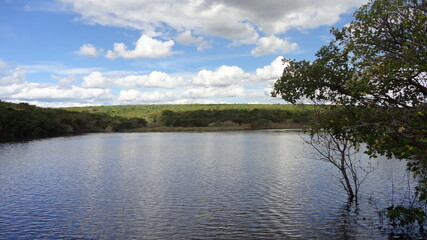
left=0, top=101, right=147, bottom=142
left=0, top=101, right=323, bottom=141
left=308, top=106, right=427, bottom=162
left=0, top=101, right=324, bottom=141
left=64, top=104, right=319, bottom=124
left=250, top=118, right=272, bottom=130
left=272, top=0, right=426, bottom=183
left=383, top=205, right=426, bottom=233
left=272, top=0, right=427, bottom=233
left=272, top=0, right=427, bottom=158
left=159, top=108, right=314, bottom=129
left=273, top=0, right=426, bottom=108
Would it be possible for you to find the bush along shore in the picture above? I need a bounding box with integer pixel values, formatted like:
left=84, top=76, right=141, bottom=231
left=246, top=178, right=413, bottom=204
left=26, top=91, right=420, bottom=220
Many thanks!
left=0, top=101, right=318, bottom=142
left=0, top=101, right=147, bottom=142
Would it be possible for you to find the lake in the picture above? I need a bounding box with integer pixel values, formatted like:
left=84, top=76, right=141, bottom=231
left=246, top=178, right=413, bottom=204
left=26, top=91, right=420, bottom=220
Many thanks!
left=0, top=130, right=412, bottom=239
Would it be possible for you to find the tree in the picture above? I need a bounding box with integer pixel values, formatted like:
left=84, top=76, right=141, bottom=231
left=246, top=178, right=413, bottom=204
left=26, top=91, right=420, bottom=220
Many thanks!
left=272, top=0, right=427, bottom=233
left=306, top=131, right=374, bottom=202
left=273, top=0, right=426, bottom=108
left=272, top=0, right=426, bottom=176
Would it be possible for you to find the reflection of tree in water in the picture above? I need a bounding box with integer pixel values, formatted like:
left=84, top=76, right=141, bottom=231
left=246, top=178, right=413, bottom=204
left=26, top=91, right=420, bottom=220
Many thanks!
left=335, top=203, right=359, bottom=240
left=294, top=196, right=389, bottom=239
left=373, top=171, right=427, bottom=239
left=317, top=202, right=379, bottom=240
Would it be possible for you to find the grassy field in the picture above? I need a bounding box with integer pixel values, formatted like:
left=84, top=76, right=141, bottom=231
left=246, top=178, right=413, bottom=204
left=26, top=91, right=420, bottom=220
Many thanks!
left=63, top=104, right=319, bottom=124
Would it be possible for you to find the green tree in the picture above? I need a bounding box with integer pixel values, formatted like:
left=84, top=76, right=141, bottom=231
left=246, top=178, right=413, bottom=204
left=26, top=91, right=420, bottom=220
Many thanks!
left=273, top=0, right=426, bottom=108
left=272, top=0, right=426, bottom=233
left=272, top=0, right=426, bottom=168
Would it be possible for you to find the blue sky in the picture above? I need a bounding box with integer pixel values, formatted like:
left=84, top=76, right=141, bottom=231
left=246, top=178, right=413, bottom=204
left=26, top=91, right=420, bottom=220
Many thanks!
left=0, top=0, right=367, bottom=107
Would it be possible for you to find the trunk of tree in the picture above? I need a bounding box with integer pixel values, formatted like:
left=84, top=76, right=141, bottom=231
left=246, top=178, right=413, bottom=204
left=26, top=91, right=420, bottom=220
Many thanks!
left=340, top=154, right=355, bottom=201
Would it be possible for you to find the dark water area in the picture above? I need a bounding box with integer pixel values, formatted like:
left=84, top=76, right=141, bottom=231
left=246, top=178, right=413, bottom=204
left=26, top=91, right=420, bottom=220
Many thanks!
left=0, top=130, right=414, bottom=239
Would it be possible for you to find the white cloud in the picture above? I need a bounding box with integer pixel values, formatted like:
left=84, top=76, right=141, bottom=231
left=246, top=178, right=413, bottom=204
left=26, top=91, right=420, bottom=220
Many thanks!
left=0, top=66, right=113, bottom=105
left=168, top=99, right=219, bottom=104
left=182, top=85, right=246, bottom=99
left=251, top=36, right=298, bottom=57
left=22, top=63, right=102, bottom=75
left=264, top=87, right=274, bottom=97
left=175, top=31, right=212, bottom=51
left=117, top=85, right=246, bottom=104
left=60, top=0, right=366, bottom=43
left=1, top=56, right=290, bottom=106
left=105, top=34, right=176, bottom=59
left=82, top=71, right=185, bottom=89
left=13, top=101, right=101, bottom=108
left=51, top=75, right=77, bottom=86
left=0, top=83, right=33, bottom=97
left=83, top=65, right=254, bottom=90
left=79, top=57, right=287, bottom=104
left=76, top=43, right=103, bottom=58
left=192, top=65, right=250, bottom=87
left=117, top=71, right=185, bottom=88
left=253, top=56, right=286, bottom=81
left=11, top=85, right=113, bottom=102
left=118, top=90, right=176, bottom=104
left=82, top=72, right=109, bottom=88
left=0, top=59, right=10, bottom=69
left=117, top=89, right=222, bottom=105
left=0, top=67, right=26, bottom=86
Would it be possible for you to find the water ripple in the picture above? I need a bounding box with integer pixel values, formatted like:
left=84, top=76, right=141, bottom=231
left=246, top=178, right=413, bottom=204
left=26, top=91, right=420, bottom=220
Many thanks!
left=0, top=131, right=413, bottom=239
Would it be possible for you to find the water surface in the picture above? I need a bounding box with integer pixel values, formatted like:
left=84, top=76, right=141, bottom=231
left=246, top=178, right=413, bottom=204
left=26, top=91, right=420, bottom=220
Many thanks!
left=0, top=131, right=411, bottom=239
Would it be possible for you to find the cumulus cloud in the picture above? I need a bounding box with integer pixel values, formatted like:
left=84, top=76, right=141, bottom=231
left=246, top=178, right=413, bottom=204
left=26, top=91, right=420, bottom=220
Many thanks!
left=118, top=90, right=176, bottom=104
left=52, top=75, right=77, bottom=86
left=1, top=56, right=291, bottom=106
left=59, top=0, right=366, bottom=43
left=82, top=71, right=185, bottom=89
left=10, top=85, right=113, bottom=102
left=82, top=57, right=288, bottom=104
left=175, top=31, right=212, bottom=51
left=76, top=43, right=103, bottom=58
left=83, top=65, right=252, bottom=90
left=0, top=83, right=32, bottom=97
left=81, top=72, right=108, bottom=88
left=105, top=34, right=176, bottom=59
left=116, top=72, right=184, bottom=89
left=0, top=65, right=113, bottom=105
left=15, top=101, right=100, bottom=108
left=0, top=59, right=10, bottom=69
left=0, top=67, right=27, bottom=86
left=251, top=36, right=298, bottom=57
left=0, top=79, right=113, bottom=104
left=22, top=63, right=102, bottom=75
left=192, top=65, right=250, bottom=87
left=118, top=85, right=246, bottom=104
left=253, top=56, right=286, bottom=81
left=169, top=99, right=220, bottom=104
left=183, top=85, right=246, bottom=99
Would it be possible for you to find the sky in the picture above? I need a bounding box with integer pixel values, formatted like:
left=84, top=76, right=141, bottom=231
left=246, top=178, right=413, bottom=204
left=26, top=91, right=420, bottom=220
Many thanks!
left=0, top=0, right=367, bottom=107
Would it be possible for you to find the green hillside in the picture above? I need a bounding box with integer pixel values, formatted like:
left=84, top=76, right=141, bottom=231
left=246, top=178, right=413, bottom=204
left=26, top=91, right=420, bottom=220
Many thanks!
left=0, top=102, right=320, bottom=142
left=64, top=104, right=318, bottom=125
left=0, top=101, right=147, bottom=142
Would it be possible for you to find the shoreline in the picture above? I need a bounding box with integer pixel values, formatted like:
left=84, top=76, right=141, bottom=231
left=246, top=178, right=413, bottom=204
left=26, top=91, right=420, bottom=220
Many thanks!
left=0, top=124, right=306, bottom=143
left=130, top=122, right=305, bottom=133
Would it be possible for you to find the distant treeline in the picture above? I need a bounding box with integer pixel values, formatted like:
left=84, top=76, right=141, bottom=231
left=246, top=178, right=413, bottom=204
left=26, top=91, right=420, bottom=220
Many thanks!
left=64, top=103, right=319, bottom=125
left=0, top=101, right=147, bottom=142
left=0, top=101, right=320, bottom=142
left=160, top=108, right=314, bottom=129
